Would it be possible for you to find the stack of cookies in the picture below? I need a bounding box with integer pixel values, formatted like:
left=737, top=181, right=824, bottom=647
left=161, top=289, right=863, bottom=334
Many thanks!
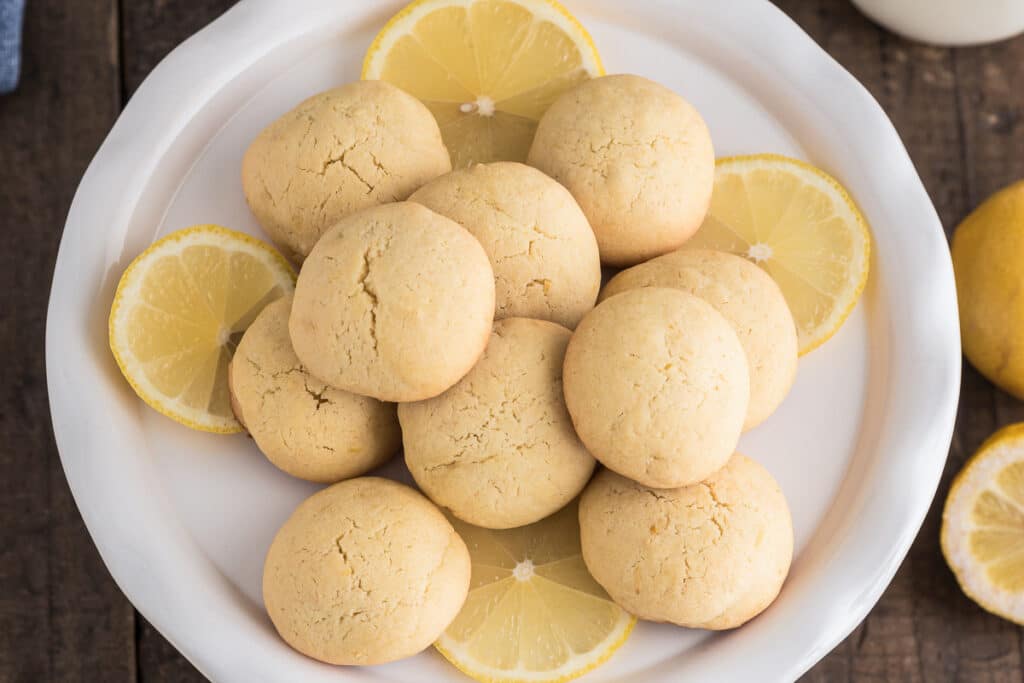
left=231, top=74, right=796, bottom=666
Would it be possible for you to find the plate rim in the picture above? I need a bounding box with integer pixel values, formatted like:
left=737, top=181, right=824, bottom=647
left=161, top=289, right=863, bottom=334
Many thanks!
left=46, top=0, right=961, bottom=681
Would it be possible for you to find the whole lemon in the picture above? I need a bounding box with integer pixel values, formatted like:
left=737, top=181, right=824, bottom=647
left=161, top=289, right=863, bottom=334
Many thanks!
left=952, top=180, right=1024, bottom=398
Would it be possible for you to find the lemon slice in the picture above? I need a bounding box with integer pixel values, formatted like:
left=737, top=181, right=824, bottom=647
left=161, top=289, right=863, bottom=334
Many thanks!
left=362, top=0, right=604, bottom=168
left=109, top=225, right=295, bottom=433
left=686, top=154, right=871, bottom=355
left=436, top=501, right=635, bottom=683
left=942, top=423, right=1024, bottom=625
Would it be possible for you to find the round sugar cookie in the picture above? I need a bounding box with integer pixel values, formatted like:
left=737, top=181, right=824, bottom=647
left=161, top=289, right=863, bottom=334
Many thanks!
left=228, top=296, right=400, bottom=483
left=400, top=317, right=596, bottom=529
left=527, top=74, right=714, bottom=267
left=263, top=477, right=471, bottom=665
left=601, top=249, right=798, bottom=429
left=578, top=456, right=793, bottom=629
left=289, top=202, right=495, bottom=402
left=563, top=287, right=749, bottom=489
left=242, top=80, right=451, bottom=262
left=410, top=162, right=601, bottom=328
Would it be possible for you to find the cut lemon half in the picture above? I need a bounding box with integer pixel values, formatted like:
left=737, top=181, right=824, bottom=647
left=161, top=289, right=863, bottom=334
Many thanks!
left=362, top=0, right=604, bottom=168
left=687, top=154, right=871, bottom=354
left=942, top=423, right=1024, bottom=625
left=109, top=225, right=295, bottom=433
left=436, top=501, right=635, bottom=683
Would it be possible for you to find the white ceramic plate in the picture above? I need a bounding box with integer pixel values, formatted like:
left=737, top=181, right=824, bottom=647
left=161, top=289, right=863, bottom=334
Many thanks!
left=46, top=1, right=961, bottom=681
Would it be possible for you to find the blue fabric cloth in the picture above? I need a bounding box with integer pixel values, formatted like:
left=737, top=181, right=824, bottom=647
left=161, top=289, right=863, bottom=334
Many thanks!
left=0, top=0, right=25, bottom=94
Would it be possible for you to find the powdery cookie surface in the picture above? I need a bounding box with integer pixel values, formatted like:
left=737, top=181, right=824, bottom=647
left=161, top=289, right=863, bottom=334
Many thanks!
left=400, top=317, right=595, bottom=529
left=263, top=477, right=471, bottom=665
left=579, top=456, right=793, bottom=629
left=527, top=74, right=714, bottom=267
left=563, top=287, right=749, bottom=489
left=228, top=296, right=400, bottom=483
left=601, top=249, right=798, bottom=430
left=410, top=162, right=601, bottom=328
left=289, top=202, right=495, bottom=402
left=242, top=80, right=451, bottom=262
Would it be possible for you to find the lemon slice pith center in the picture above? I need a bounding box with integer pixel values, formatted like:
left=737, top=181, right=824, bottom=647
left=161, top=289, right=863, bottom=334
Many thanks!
left=687, top=154, right=871, bottom=355
left=363, top=0, right=604, bottom=167
left=437, top=503, right=635, bottom=682
left=108, top=225, right=295, bottom=433
left=943, top=424, right=1024, bottom=625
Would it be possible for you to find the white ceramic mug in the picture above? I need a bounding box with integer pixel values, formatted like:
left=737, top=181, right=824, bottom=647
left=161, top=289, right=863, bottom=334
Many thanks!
left=852, top=0, right=1024, bottom=45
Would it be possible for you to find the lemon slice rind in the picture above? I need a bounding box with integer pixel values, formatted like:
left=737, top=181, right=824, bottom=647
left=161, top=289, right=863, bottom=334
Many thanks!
left=434, top=503, right=635, bottom=683
left=435, top=610, right=635, bottom=683
left=942, top=423, right=1024, bottom=625
left=362, top=0, right=604, bottom=82
left=108, top=225, right=295, bottom=434
left=691, top=153, right=871, bottom=355
left=362, top=0, right=604, bottom=167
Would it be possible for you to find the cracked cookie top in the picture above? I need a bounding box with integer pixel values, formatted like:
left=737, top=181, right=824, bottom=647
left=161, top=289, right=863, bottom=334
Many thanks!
left=578, top=456, right=793, bottom=629
left=263, top=477, right=470, bottom=665
left=563, top=286, right=749, bottom=489
left=242, top=80, right=451, bottom=263
left=289, top=202, right=495, bottom=402
left=601, top=249, right=798, bottom=430
left=228, top=295, right=400, bottom=483
left=527, top=74, right=714, bottom=267
left=400, top=317, right=596, bottom=529
left=410, top=162, right=601, bottom=329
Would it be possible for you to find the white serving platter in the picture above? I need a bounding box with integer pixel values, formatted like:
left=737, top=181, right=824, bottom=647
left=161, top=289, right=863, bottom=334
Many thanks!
left=46, top=1, right=961, bottom=681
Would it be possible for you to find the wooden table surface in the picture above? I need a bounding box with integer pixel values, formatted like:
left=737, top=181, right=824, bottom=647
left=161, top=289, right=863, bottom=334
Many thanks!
left=2, top=1, right=1022, bottom=681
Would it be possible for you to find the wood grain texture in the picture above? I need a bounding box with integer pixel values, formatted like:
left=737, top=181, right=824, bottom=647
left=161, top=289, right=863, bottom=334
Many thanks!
left=119, top=2, right=237, bottom=679
left=782, top=8, right=962, bottom=681
left=0, top=1, right=133, bottom=682
left=774, top=2, right=1024, bottom=682
left=934, top=33, right=1024, bottom=683
left=121, top=0, right=236, bottom=98
left=2, top=0, right=1023, bottom=681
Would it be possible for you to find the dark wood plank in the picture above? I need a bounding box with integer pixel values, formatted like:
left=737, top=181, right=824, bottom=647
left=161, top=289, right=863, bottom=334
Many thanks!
left=0, top=0, right=134, bottom=682
left=120, top=1, right=237, bottom=677
left=771, top=2, right=1024, bottom=682
left=933, top=33, right=1024, bottom=683
left=866, top=28, right=1024, bottom=683
left=9, top=1, right=1017, bottom=681
left=135, top=615, right=207, bottom=683
left=121, top=0, right=237, bottom=98
left=860, top=32, right=1024, bottom=683
left=955, top=37, right=1024, bottom=440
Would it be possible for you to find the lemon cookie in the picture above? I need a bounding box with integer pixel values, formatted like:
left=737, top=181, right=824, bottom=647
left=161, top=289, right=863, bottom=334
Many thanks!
left=563, top=287, right=748, bottom=488
left=242, top=81, right=451, bottom=262
left=228, top=296, right=400, bottom=483
left=579, top=456, right=793, bottom=629
left=601, top=249, right=797, bottom=430
left=527, top=75, right=714, bottom=267
left=263, top=477, right=471, bottom=665
left=289, top=202, right=495, bottom=402
left=400, top=317, right=595, bottom=529
left=410, top=162, right=601, bottom=328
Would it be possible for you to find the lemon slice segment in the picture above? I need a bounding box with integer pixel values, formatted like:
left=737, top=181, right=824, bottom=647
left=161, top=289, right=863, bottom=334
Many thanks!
left=109, top=225, right=295, bottom=433
left=363, top=0, right=604, bottom=168
left=436, top=501, right=635, bottom=683
left=686, top=154, right=871, bottom=354
left=943, top=423, right=1024, bottom=624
